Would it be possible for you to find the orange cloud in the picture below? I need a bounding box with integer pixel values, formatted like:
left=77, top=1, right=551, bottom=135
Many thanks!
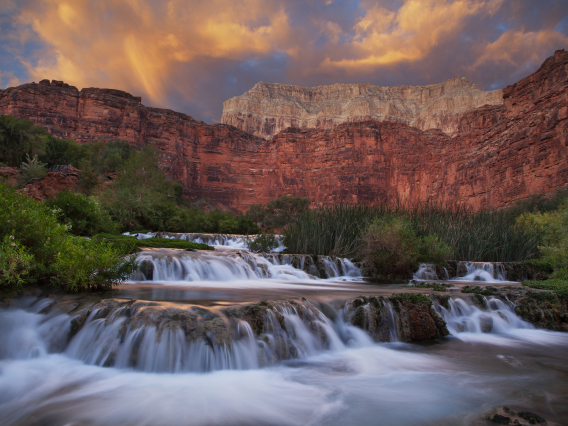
left=17, top=0, right=291, bottom=105
left=473, top=29, right=568, bottom=67
left=321, top=0, right=504, bottom=70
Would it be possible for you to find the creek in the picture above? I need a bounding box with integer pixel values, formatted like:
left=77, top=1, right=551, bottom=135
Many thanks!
left=0, top=246, right=567, bottom=426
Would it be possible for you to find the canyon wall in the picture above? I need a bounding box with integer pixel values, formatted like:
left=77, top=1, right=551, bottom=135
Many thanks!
left=0, top=51, right=567, bottom=212
left=222, top=78, right=503, bottom=139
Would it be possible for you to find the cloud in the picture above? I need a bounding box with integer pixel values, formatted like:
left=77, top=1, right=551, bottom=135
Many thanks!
left=15, top=0, right=292, bottom=106
left=473, top=29, right=568, bottom=67
left=1, top=0, right=567, bottom=122
left=320, top=0, right=505, bottom=70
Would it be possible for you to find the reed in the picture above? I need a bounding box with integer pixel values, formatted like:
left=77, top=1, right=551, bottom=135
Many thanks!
left=283, top=202, right=540, bottom=262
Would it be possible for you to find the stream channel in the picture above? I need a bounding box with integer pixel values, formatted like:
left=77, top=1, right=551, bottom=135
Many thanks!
left=0, top=237, right=567, bottom=426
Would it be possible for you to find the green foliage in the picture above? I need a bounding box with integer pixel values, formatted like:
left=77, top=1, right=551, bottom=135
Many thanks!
left=247, top=194, right=310, bottom=228
left=39, top=134, right=90, bottom=168
left=390, top=293, right=433, bottom=306
left=94, top=233, right=214, bottom=252
left=247, top=233, right=279, bottom=253
left=411, top=283, right=451, bottom=292
left=284, top=203, right=539, bottom=262
left=360, top=217, right=419, bottom=277
left=417, top=234, right=452, bottom=264
left=45, top=191, right=118, bottom=236
left=19, top=154, right=47, bottom=183
left=523, top=278, right=568, bottom=298
left=0, top=182, right=137, bottom=293
left=99, top=146, right=180, bottom=231
left=0, top=115, right=46, bottom=167
left=0, top=235, right=34, bottom=296
left=461, top=286, right=494, bottom=296
left=52, top=237, right=139, bottom=292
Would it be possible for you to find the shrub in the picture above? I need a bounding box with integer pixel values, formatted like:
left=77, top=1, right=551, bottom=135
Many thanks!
left=360, top=217, right=419, bottom=277
left=40, top=134, right=90, bottom=168
left=0, top=115, right=46, bottom=167
left=417, top=234, right=452, bottom=264
left=99, top=146, right=179, bottom=231
left=0, top=182, right=137, bottom=293
left=247, top=233, right=279, bottom=253
left=52, top=237, right=138, bottom=292
left=0, top=235, right=34, bottom=296
left=19, top=154, right=47, bottom=183
left=247, top=195, right=310, bottom=228
left=45, top=191, right=118, bottom=236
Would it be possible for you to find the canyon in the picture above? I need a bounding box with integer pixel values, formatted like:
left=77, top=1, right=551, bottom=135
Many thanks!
left=0, top=50, right=567, bottom=211
left=221, top=78, right=503, bottom=139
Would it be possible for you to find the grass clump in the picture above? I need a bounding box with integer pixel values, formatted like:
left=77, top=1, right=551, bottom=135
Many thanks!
left=523, top=279, right=568, bottom=298
left=94, top=233, right=213, bottom=252
left=411, top=283, right=452, bottom=292
left=461, top=286, right=494, bottom=296
left=390, top=293, right=433, bottom=306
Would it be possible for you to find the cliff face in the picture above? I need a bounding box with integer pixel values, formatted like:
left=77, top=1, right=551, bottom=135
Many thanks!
left=222, top=78, right=503, bottom=139
left=1, top=51, right=567, bottom=212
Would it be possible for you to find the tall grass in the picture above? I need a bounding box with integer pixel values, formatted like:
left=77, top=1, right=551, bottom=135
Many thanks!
left=283, top=202, right=540, bottom=262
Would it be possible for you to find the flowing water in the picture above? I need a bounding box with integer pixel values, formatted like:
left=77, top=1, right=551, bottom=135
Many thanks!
left=414, top=261, right=514, bottom=283
left=1, top=251, right=567, bottom=425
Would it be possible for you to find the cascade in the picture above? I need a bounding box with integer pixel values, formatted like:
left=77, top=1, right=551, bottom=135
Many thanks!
left=0, top=298, right=372, bottom=373
left=131, top=250, right=362, bottom=282
left=413, top=263, right=439, bottom=280
left=125, top=232, right=286, bottom=251
left=412, top=262, right=513, bottom=282
left=435, top=296, right=533, bottom=335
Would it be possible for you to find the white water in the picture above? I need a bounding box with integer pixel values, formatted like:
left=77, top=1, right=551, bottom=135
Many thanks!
left=1, top=297, right=568, bottom=425
left=124, top=232, right=287, bottom=251
left=414, top=262, right=513, bottom=283
left=131, top=250, right=362, bottom=285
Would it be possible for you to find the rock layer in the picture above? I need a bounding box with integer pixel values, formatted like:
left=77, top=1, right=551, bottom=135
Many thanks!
left=222, top=78, right=503, bottom=138
left=0, top=52, right=567, bottom=211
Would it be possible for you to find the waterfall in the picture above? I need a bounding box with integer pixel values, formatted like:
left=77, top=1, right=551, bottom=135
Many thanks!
left=435, top=296, right=533, bottom=335
left=412, top=262, right=512, bottom=282
left=132, top=250, right=362, bottom=282
left=413, top=263, right=438, bottom=280
left=0, top=298, right=372, bottom=374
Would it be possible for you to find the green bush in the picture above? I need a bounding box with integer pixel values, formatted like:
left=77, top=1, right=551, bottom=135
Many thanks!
left=247, top=233, right=279, bottom=253
left=417, top=234, right=452, bottom=264
left=0, top=235, right=34, bottom=296
left=19, top=154, right=47, bottom=183
left=247, top=195, right=310, bottom=228
left=45, top=191, right=118, bottom=236
left=359, top=217, right=419, bottom=277
left=39, top=134, right=90, bottom=168
left=52, top=237, right=138, bottom=292
left=0, top=115, right=46, bottom=167
left=0, top=182, right=137, bottom=293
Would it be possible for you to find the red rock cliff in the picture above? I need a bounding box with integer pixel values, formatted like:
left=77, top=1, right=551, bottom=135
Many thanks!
left=1, top=51, right=567, bottom=211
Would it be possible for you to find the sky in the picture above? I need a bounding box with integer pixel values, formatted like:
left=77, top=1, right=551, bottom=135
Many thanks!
left=1, top=0, right=567, bottom=123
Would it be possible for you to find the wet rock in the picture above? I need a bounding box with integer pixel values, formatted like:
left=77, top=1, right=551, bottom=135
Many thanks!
left=480, top=315, right=494, bottom=333
left=491, top=414, right=512, bottom=424
left=517, top=412, right=546, bottom=424
left=138, top=259, right=154, bottom=280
